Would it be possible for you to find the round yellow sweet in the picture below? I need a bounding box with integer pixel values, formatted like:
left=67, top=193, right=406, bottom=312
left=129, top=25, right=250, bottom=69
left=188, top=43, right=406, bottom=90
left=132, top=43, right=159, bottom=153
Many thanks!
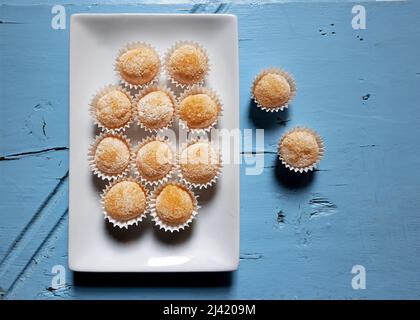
left=96, top=90, right=131, bottom=129
left=137, top=91, right=174, bottom=130
left=179, top=94, right=219, bottom=129
left=280, top=130, right=320, bottom=168
left=136, top=141, right=173, bottom=181
left=180, top=142, right=220, bottom=184
left=118, top=46, right=160, bottom=86
left=155, top=185, right=194, bottom=225
left=104, top=181, right=146, bottom=221
left=94, top=137, right=130, bottom=175
left=167, top=44, right=207, bottom=85
left=253, top=73, right=291, bottom=108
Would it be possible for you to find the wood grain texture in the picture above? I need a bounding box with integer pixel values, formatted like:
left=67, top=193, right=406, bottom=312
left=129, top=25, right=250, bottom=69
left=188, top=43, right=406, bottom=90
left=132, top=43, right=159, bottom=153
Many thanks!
left=1, top=0, right=420, bottom=299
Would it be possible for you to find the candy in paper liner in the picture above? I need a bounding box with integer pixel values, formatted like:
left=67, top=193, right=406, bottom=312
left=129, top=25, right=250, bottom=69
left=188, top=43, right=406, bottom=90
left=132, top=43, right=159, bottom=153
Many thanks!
left=251, top=67, right=297, bottom=112
left=115, top=42, right=161, bottom=91
left=277, top=126, right=324, bottom=173
left=131, top=135, right=178, bottom=187
left=150, top=181, right=199, bottom=233
left=164, top=40, right=210, bottom=89
left=177, top=138, right=222, bottom=189
left=132, top=84, right=177, bottom=133
left=101, top=177, right=149, bottom=229
left=89, top=84, right=134, bottom=133
left=177, top=85, right=223, bottom=133
left=88, top=131, right=132, bottom=181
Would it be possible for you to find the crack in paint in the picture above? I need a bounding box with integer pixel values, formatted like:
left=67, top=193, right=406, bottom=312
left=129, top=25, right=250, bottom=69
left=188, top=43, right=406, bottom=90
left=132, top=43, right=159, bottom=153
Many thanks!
left=264, top=165, right=276, bottom=168
left=0, top=147, right=68, bottom=161
left=0, top=20, right=24, bottom=24
left=41, top=117, right=47, bottom=137
left=276, top=118, right=290, bottom=126
left=241, top=150, right=277, bottom=155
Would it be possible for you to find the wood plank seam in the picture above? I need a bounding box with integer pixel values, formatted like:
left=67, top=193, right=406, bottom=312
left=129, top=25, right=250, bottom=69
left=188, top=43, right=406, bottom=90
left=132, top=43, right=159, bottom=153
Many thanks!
left=0, top=171, right=69, bottom=296
left=0, top=170, right=68, bottom=267
left=3, top=210, right=69, bottom=300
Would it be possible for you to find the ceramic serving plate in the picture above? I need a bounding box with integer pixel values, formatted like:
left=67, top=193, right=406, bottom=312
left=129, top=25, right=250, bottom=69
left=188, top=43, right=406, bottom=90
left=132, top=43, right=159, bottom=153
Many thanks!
left=69, top=14, right=240, bottom=272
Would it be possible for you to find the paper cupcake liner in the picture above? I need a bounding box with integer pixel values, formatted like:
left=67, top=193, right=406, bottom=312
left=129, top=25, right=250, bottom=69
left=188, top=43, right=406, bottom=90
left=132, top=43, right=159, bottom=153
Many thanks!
left=132, top=84, right=177, bottom=133
left=131, top=135, right=178, bottom=187
left=89, top=84, right=134, bottom=133
left=177, top=85, right=223, bottom=133
left=164, top=41, right=210, bottom=89
left=88, top=131, right=132, bottom=181
left=177, top=138, right=222, bottom=189
left=251, top=67, right=297, bottom=112
left=150, top=181, right=200, bottom=232
left=277, top=126, right=324, bottom=173
left=114, top=42, right=161, bottom=91
left=100, top=177, right=149, bottom=229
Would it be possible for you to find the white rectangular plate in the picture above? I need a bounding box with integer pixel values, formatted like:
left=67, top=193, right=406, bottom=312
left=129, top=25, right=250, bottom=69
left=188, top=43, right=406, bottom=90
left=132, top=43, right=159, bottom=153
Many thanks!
left=69, top=14, right=239, bottom=272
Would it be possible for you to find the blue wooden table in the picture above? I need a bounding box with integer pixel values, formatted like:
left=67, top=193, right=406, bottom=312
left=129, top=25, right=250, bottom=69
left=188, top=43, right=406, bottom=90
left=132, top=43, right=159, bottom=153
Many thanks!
left=1, top=0, right=420, bottom=299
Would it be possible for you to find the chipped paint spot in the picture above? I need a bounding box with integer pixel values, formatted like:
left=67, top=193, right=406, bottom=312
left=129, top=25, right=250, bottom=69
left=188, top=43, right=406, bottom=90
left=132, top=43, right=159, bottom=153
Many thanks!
left=277, top=210, right=285, bottom=224
left=309, top=194, right=337, bottom=219
left=362, top=94, right=371, bottom=100
left=45, top=284, right=72, bottom=298
left=240, top=253, right=263, bottom=260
